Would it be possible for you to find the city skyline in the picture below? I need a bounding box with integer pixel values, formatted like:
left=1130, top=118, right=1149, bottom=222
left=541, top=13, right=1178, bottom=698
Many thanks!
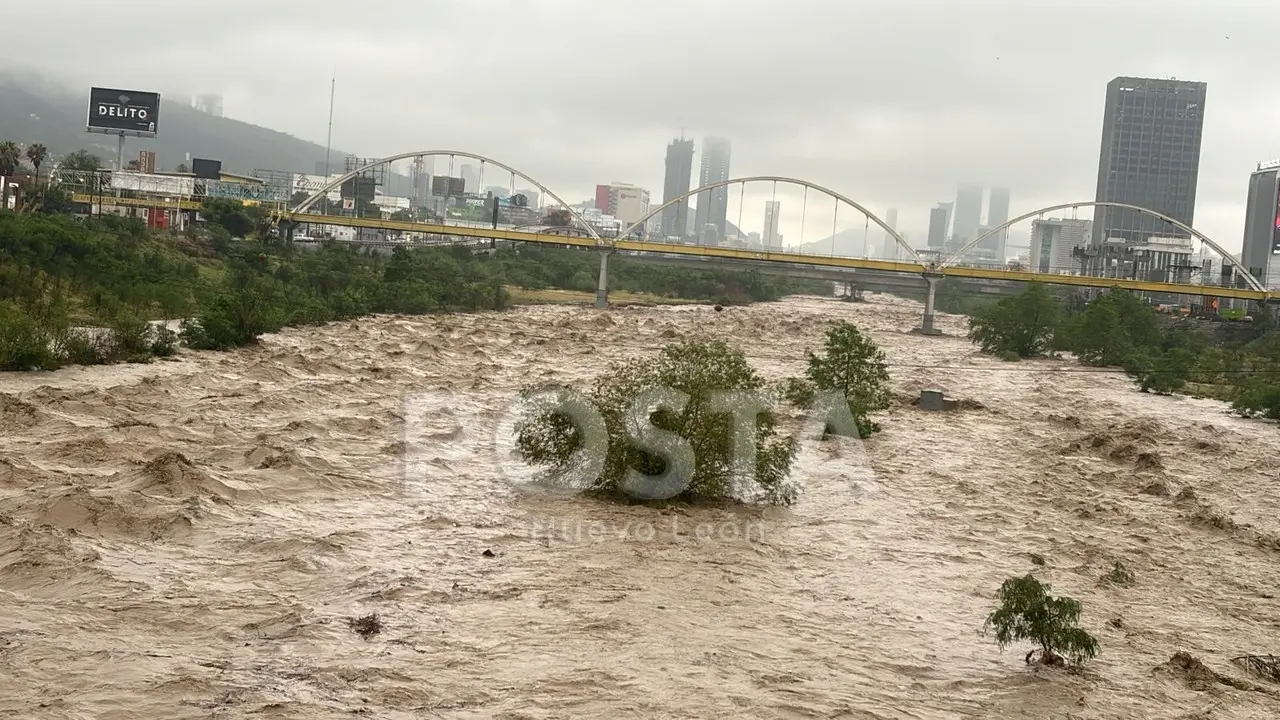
left=8, top=3, right=1280, bottom=254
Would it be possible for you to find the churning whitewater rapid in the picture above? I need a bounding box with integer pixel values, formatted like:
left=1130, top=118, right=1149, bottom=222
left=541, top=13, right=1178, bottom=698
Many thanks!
left=2, top=294, right=1279, bottom=719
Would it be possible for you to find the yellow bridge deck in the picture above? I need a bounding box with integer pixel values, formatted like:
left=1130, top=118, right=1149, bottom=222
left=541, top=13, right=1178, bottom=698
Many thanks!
left=281, top=212, right=1268, bottom=301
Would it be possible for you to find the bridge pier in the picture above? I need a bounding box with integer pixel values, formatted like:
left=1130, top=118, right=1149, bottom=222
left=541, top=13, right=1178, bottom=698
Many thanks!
left=595, top=249, right=611, bottom=309
left=917, top=272, right=944, bottom=336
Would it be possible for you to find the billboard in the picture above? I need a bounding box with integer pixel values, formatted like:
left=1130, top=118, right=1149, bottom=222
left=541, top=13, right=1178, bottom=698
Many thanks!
left=431, top=175, right=465, bottom=197
left=191, top=158, right=222, bottom=179
left=109, top=171, right=195, bottom=196
left=341, top=176, right=376, bottom=202
left=87, top=87, right=160, bottom=137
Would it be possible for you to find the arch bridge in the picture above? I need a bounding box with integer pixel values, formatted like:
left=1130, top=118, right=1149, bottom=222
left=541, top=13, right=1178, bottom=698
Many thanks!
left=271, top=151, right=1270, bottom=330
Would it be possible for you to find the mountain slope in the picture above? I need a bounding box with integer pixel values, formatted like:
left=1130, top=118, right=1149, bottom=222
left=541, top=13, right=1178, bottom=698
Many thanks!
left=0, top=71, right=345, bottom=177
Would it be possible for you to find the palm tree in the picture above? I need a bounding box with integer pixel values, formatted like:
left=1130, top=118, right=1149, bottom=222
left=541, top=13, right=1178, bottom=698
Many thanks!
left=0, top=141, right=21, bottom=209
left=25, top=143, right=47, bottom=184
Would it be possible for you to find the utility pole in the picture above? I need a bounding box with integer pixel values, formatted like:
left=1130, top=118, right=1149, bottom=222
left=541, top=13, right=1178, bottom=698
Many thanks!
left=323, top=70, right=335, bottom=215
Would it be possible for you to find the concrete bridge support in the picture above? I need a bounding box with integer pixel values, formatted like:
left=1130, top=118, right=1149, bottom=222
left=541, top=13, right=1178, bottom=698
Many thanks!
left=595, top=249, right=611, bottom=309
left=917, top=272, right=944, bottom=336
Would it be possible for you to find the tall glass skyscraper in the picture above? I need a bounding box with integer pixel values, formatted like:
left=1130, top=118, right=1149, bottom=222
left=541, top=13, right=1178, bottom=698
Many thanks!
left=694, top=136, right=732, bottom=242
left=1092, top=76, right=1207, bottom=247
left=660, top=137, right=694, bottom=239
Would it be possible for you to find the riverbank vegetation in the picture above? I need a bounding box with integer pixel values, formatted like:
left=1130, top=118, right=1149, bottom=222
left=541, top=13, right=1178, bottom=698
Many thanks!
left=965, top=282, right=1280, bottom=419
left=0, top=204, right=826, bottom=371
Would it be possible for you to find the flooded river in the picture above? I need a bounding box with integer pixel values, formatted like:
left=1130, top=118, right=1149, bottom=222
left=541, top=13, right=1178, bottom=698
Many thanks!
left=2, top=294, right=1278, bottom=718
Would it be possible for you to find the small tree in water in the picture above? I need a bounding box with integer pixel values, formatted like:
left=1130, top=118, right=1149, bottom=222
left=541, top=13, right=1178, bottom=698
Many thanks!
left=515, top=340, right=799, bottom=505
left=801, top=321, right=891, bottom=439
left=984, top=574, right=1099, bottom=666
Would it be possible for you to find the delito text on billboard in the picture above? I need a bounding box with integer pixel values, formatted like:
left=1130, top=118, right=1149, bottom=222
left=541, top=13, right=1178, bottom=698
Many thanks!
left=86, top=87, right=161, bottom=137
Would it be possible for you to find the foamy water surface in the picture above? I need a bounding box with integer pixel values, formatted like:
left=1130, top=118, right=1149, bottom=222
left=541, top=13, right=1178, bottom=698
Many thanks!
left=2, top=294, right=1279, bottom=719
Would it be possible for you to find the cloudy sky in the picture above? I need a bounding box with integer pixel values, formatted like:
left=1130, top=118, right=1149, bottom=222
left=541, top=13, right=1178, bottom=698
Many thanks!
left=9, top=0, right=1280, bottom=253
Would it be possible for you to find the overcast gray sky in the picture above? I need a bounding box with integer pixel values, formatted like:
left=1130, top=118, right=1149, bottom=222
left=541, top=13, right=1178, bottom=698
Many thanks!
left=9, top=0, right=1280, bottom=253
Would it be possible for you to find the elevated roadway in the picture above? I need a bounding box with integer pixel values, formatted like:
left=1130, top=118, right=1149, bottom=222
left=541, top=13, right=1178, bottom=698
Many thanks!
left=278, top=211, right=1268, bottom=305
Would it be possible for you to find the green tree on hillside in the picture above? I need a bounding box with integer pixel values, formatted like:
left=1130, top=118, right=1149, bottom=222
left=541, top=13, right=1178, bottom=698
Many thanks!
left=967, top=282, right=1059, bottom=358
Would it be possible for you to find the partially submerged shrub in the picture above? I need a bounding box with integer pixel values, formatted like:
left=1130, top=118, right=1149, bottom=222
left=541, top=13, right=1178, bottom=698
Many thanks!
left=802, top=321, right=890, bottom=438
left=984, top=574, right=1099, bottom=666
left=514, top=340, right=799, bottom=505
left=778, top=376, right=817, bottom=409
left=1101, top=561, right=1135, bottom=587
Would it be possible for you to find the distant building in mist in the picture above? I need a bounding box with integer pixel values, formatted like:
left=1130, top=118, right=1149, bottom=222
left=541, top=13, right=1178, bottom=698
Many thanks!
left=985, top=187, right=1010, bottom=257
left=595, top=182, right=651, bottom=227
left=193, top=93, right=224, bottom=118
left=459, top=164, right=480, bottom=194
left=927, top=202, right=952, bottom=249
left=879, top=207, right=898, bottom=259
left=694, top=136, right=731, bottom=243
left=763, top=200, right=782, bottom=249
left=660, top=137, right=695, bottom=239
left=1030, top=218, right=1092, bottom=274
left=951, top=183, right=984, bottom=249
left=410, top=156, right=431, bottom=209
left=1092, top=76, right=1206, bottom=249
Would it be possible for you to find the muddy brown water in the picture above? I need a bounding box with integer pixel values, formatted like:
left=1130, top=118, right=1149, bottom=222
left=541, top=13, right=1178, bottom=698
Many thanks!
left=2, top=294, right=1279, bottom=719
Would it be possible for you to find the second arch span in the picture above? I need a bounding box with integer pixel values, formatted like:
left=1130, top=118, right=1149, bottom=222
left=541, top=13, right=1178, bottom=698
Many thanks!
left=944, top=200, right=1266, bottom=293
left=615, top=176, right=920, bottom=262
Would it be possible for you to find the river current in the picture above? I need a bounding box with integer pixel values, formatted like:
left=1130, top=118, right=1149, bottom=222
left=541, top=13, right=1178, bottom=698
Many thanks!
left=2, top=294, right=1278, bottom=718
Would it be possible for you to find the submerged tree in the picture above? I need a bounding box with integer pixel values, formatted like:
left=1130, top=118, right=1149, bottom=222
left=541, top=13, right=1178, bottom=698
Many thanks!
left=798, top=321, right=891, bottom=438
left=514, top=339, right=799, bottom=505
left=984, top=574, right=1100, bottom=666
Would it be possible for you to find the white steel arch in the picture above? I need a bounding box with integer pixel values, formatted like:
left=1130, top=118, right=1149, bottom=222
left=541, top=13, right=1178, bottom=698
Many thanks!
left=944, top=200, right=1266, bottom=293
left=617, top=177, right=921, bottom=262
left=287, top=150, right=602, bottom=242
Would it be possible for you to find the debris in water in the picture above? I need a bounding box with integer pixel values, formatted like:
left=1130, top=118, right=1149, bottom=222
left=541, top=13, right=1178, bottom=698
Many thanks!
left=482, top=549, right=495, bottom=558
left=348, top=614, right=383, bottom=640
left=1233, top=655, right=1280, bottom=684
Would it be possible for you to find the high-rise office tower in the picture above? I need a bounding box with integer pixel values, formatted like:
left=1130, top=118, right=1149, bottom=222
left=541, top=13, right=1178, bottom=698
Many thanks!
left=1093, top=76, right=1207, bottom=247
left=881, top=207, right=899, bottom=258
left=660, top=137, right=695, bottom=239
left=410, top=156, right=432, bottom=209
left=985, top=187, right=1010, bottom=257
left=763, top=200, right=782, bottom=248
left=1241, top=163, right=1280, bottom=288
left=460, top=164, right=480, bottom=193
left=694, top=136, right=732, bottom=243
left=927, top=202, right=952, bottom=249
left=951, top=183, right=984, bottom=249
